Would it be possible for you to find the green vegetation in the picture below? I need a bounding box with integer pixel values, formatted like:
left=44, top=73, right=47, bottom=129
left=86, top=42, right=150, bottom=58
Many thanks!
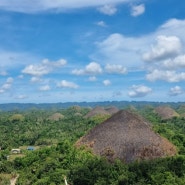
left=0, top=104, right=185, bottom=184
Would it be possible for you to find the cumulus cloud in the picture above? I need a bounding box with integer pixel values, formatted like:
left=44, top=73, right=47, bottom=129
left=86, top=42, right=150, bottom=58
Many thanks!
left=39, top=85, right=51, bottom=91
left=42, top=58, right=67, bottom=67
left=0, top=77, right=14, bottom=93
left=105, top=64, right=127, bottom=74
left=103, top=79, right=111, bottom=86
left=18, top=75, right=24, bottom=79
left=57, top=80, right=79, bottom=89
left=22, top=58, right=67, bottom=76
left=88, top=76, right=97, bottom=81
left=30, top=76, right=42, bottom=83
left=169, top=86, right=183, bottom=96
left=92, top=18, right=185, bottom=88
left=95, top=33, right=146, bottom=68
left=140, top=19, right=185, bottom=83
left=143, top=35, right=182, bottom=62
left=158, top=19, right=185, bottom=38
left=98, top=4, right=117, bottom=15
left=130, top=4, right=145, bottom=17
left=86, top=62, right=102, bottom=74
left=128, top=85, right=152, bottom=98
left=146, top=69, right=185, bottom=82
left=96, top=21, right=107, bottom=27
left=0, top=71, right=8, bottom=76
left=22, top=64, right=50, bottom=76
left=1, top=83, right=12, bottom=90
left=163, top=55, right=185, bottom=69
left=95, top=19, right=185, bottom=72
left=72, top=62, right=102, bottom=75
left=6, top=77, right=14, bottom=84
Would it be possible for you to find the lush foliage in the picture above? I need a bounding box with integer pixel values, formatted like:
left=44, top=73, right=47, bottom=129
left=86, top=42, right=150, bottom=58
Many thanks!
left=1, top=105, right=185, bottom=184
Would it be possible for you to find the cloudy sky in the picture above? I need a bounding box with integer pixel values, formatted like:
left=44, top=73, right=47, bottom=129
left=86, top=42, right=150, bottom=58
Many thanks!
left=0, top=0, right=185, bottom=103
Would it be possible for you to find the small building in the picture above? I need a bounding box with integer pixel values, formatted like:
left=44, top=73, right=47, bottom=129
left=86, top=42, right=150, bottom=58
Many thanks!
left=27, top=146, right=35, bottom=151
left=11, top=149, right=21, bottom=154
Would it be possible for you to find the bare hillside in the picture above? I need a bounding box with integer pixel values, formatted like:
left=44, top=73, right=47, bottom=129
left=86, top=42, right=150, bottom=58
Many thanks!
left=105, top=106, right=119, bottom=115
left=84, top=106, right=110, bottom=118
left=48, top=113, right=64, bottom=121
left=155, top=106, right=179, bottom=120
left=77, top=110, right=177, bottom=163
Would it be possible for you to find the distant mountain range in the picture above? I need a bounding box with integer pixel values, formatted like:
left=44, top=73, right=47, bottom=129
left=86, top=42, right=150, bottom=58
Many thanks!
left=0, top=101, right=184, bottom=111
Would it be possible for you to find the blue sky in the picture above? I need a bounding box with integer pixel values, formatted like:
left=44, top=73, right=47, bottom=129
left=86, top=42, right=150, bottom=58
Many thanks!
left=0, top=0, right=185, bottom=103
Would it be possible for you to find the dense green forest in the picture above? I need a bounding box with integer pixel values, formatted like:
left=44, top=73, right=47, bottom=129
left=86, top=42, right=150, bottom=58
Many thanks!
left=1, top=104, right=185, bottom=184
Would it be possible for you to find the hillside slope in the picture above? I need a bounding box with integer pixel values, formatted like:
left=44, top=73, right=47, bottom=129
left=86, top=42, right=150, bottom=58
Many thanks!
left=84, top=106, right=110, bottom=118
left=77, top=110, right=177, bottom=163
left=155, top=106, right=180, bottom=120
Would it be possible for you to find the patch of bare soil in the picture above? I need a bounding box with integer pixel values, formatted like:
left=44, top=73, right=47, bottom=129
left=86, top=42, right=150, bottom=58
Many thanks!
left=77, top=110, right=177, bottom=163
left=10, top=175, right=19, bottom=185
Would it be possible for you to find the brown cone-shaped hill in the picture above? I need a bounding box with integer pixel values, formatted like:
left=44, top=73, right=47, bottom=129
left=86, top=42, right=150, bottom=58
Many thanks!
left=77, top=110, right=177, bottom=163
left=84, top=106, right=110, bottom=118
left=105, top=106, right=119, bottom=115
left=48, top=113, right=64, bottom=121
left=155, top=106, right=180, bottom=120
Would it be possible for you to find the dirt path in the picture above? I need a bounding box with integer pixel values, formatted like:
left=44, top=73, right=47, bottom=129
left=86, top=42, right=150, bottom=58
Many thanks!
left=10, top=175, right=19, bottom=185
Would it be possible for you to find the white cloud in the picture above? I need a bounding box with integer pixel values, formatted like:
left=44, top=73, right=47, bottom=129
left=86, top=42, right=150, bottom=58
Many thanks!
left=6, top=77, right=14, bottom=84
left=0, top=0, right=131, bottom=13
left=98, top=4, right=117, bottom=15
left=143, top=35, right=182, bottom=62
left=86, top=62, right=102, bottom=74
left=22, top=58, right=67, bottom=76
left=169, top=86, right=183, bottom=96
left=146, top=69, right=185, bottom=82
left=139, top=19, right=185, bottom=83
left=89, top=76, right=97, bottom=81
left=158, top=19, right=185, bottom=38
left=163, top=55, right=185, bottom=69
left=0, top=89, right=5, bottom=94
left=128, top=85, right=152, bottom=98
left=94, top=33, right=146, bottom=68
left=94, top=19, right=185, bottom=71
left=30, top=76, right=42, bottom=83
left=2, top=83, right=11, bottom=90
left=42, top=58, right=67, bottom=67
left=103, top=79, right=111, bottom=86
left=18, top=75, right=24, bottom=79
left=105, top=64, right=127, bottom=74
left=92, top=18, right=185, bottom=87
left=0, top=71, right=7, bottom=76
left=71, top=69, right=84, bottom=75
left=57, top=80, right=79, bottom=89
left=22, top=64, right=50, bottom=76
left=0, top=77, right=14, bottom=92
left=72, top=62, right=102, bottom=75
left=96, top=21, right=107, bottom=27
left=15, top=95, right=28, bottom=99
left=39, top=85, right=51, bottom=91
left=131, top=4, right=145, bottom=17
